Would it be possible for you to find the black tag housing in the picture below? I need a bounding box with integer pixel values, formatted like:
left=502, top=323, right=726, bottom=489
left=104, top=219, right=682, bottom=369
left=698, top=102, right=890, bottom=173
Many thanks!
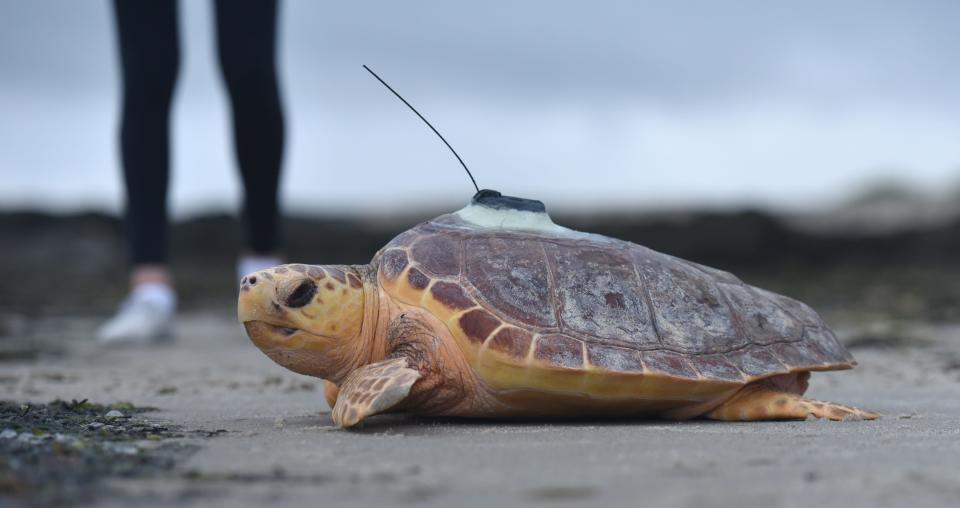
left=471, top=189, right=547, bottom=213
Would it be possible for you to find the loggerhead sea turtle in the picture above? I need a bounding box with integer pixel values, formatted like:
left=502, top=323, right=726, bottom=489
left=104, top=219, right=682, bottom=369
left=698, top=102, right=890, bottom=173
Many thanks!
left=238, top=190, right=879, bottom=428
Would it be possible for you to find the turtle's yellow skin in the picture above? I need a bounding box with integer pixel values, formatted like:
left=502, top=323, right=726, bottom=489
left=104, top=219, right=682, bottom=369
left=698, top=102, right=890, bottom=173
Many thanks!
left=238, top=193, right=878, bottom=428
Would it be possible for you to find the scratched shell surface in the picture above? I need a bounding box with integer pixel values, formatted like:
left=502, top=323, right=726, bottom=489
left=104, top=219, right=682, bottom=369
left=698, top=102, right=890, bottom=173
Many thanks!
left=375, top=213, right=854, bottom=382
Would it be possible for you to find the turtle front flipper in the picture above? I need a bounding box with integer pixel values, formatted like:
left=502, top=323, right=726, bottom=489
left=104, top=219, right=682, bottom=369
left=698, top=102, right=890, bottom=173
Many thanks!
left=706, top=377, right=880, bottom=421
left=331, top=357, right=421, bottom=428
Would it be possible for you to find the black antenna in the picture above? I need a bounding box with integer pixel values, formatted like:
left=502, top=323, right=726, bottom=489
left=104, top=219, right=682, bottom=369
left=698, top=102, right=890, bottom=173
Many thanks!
left=363, top=65, right=480, bottom=194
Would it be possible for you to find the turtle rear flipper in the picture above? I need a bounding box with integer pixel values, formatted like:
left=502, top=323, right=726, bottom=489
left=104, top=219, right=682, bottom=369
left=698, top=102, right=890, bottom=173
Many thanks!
left=706, top=376, right=880, bottom=421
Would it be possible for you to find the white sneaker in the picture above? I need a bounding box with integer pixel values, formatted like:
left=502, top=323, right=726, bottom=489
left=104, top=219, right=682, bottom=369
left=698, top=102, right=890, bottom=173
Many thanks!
left=237, top=254, right=283, bottom=285
left=97, top=283, right=176, bottom=344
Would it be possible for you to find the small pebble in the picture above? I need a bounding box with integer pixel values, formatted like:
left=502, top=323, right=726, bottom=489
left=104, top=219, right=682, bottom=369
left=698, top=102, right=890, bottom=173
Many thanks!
left=104, top=410, right=125, bottom=420
left=109, top=444, right=139, bottom=455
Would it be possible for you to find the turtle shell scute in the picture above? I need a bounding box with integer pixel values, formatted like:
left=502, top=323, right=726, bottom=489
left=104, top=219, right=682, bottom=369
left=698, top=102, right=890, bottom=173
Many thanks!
left=379, top=249, right=408, bottom=281
left=534, top=335, right=584, bottom=369
left=458, top=309, right=501, bottom=344
left=585, top=343, right=644, bottom=373
left=410, top=234, right=461, bottom=277
left=488, top=327, right=534, bottom=358
left=430, top=281, right=475, bottom=310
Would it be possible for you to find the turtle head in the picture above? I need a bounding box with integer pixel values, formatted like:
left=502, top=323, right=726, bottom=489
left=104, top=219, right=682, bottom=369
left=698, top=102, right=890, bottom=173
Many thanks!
left=238, top=264, right=369, bottom=380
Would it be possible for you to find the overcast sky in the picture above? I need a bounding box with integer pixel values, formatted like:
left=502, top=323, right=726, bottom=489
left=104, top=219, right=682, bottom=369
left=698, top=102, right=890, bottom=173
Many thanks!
left=1, top=0, right=958, bottom=216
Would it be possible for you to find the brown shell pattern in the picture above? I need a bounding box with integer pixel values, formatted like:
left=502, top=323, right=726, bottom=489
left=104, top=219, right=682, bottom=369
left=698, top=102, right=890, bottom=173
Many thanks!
left=374, top=213, right=854, bottom=382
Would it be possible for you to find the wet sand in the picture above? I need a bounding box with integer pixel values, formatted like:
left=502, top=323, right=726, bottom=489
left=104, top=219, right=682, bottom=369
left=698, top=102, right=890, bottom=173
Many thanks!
left=1, top=312, right=958, bottom=507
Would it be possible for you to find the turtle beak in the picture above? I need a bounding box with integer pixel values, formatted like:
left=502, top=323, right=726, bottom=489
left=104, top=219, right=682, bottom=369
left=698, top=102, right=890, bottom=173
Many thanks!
left=239, top=273, right=291, bottom=350
left=243, top=321, right=305, bottom=350
left=238, top=271, right=284, bottom=325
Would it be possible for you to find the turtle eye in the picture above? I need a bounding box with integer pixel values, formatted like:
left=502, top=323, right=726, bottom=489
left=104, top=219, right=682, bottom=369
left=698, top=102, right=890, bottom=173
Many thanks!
left=286, top=280, right=317, bottom=308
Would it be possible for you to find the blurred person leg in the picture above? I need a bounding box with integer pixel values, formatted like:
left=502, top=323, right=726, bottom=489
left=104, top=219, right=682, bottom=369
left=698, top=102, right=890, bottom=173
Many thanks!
left=215, top=0, right=286, bottom=280
left=99, top=0, right=180, bottom=343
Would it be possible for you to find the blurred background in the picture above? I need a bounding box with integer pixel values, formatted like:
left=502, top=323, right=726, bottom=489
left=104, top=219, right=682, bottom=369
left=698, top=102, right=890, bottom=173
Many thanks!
left=1, top=0, right=959, bottom=327
left=1, top=3, right=960, bottom=503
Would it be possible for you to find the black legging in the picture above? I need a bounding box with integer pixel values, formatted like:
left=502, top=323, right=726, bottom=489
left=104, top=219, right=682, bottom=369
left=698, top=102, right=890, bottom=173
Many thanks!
left=113, top=0, right=284, bottom=264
